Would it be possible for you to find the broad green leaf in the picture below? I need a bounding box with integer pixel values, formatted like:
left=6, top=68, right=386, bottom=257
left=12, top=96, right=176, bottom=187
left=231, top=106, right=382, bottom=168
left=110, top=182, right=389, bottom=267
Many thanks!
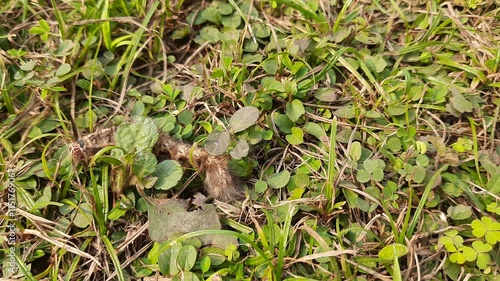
left=486, top=173, right=500, bottom=193
left=20, top=60, right=36, bottom=71
left=471, top=217, right=489, bottom=238
left=274, top=113, right=294, bottom=133
left=447, top=204, right=472, bottom=220
left=314, top=88, right=337, bottom=102
left=210, top=1, right=233, bottom=15
left=243, top=39, right=258, bottom=52
left=286, top=127, right=304, bottom=145
left=356, top=169, right=371, bottom=183
left=387, top=137, right=402, bottom=152
left=449, top=91, right=473, bottom=113
left=486, top=202, right=500, bottom=215
left=286, top=99, right=305, bottom=122
left=131, top=100, right=145, bottom=116
left=200, top=247, right=226, bottom=266
left=73, top=203, right=93, bottom=228
left=171, top=26, right=191, bottom=40
left=177, top=110, right=193, bottom=125
left=230, top=139, right=249, bottom=159
left=255, top=180, right=268, bottom=193
left=363, top=159, right=378, bottom=174
left=242, top=53, right=263, bottom=64
left=378, top=243, right=408, bottom=261
left=372, top=168, right=384, bottom=182
left=442, top=182, right=462, bottom=197
left=476, top=253, right=491, bottom=270
left=471, top=216, right=500, bottom=244
left=153, top=160, right=183, bottom=190
left=116, top=116, right=159, bottom=152
left=199, top=26, right=220, bottom=43
left=229, top=106, right=259, bottom=133
left=451, top=137, right=473, bottom=153
left=386, top=104, right=407, bottom=116
left=332, top=26, right=351, bottom=42
left=415, top=154, right=429, bottom=167
left=205, top=130, right=230, bottom=156
left=222, top=14, right=241, bottom=28
left=355, top=31, right=382, bottom=45
left=366, top=54, right=387, bottom=73
left=383, top=181, right=397, bottom=197
left=449, top=252, right=466, bottom=264
left=462, top=246, right=477, bottom=262
left=108, top=204, right=128, bottom=221
left=439, top=236, right=458, bottom=252
left=132, top=151, right=158, bottom=179
left=56, top=63, right=71, bottom=76
left=262, top=58, right=279, bottom=75
left=334, top=106, right=356, bottom=119
left=82, top=59, right=105, bottom=80
left=147, top=199, right=233, bottom=248
left=472, top=240, right=492, bottom=253
left=349, top=141, right=362, bottom=162
left=268, top=170, right=290, bottom=189
left=289, top=173, right=310, bottom=189
left=303, top=122, right=326, bottom=140
left=252, top=23, right=270, bottom=38
left=159, top=242, right=181, bottom=276
left=199, top=256, right=211, bottom=273
left=56, top=40, right=76, bottom=56
left=177, top=245, right=197, bottom=271
left=154, top=115, right=176, bottom=133
left=174, top=272, right=200, bottom=281
left=261, top=77, right=285, bottom=92
left=412, top=166, right=426, bottom=183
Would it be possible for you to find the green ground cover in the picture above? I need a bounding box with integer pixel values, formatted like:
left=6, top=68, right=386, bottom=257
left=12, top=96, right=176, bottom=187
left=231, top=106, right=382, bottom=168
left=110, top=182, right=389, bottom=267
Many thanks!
left=1, top=0, right=499, bottom=280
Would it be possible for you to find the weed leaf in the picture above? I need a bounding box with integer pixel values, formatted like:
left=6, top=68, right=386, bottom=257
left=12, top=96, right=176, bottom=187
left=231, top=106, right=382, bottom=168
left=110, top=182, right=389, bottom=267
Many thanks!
left=116, top=116, right=159, bottom=152
left=205, top=130, right=230, bottom=155
left=286, top=99, right=305, bottom=122
left=229, top=106, right=259, bottom=133
left=268, top=170, right=291, bottom=189
left=153, top=160, right=183, bottom=190
left=230, top=139, right=249, bottom=159
left=378, top=243, right=408, bottom=261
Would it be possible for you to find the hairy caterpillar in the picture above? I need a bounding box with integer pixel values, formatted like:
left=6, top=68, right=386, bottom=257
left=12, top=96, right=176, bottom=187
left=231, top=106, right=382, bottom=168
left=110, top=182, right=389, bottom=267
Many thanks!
left=69, top=128, right=242, bottom=202
left=69, top=127, right=117, bottom=162
left=153, top=134, right=241, bottom=202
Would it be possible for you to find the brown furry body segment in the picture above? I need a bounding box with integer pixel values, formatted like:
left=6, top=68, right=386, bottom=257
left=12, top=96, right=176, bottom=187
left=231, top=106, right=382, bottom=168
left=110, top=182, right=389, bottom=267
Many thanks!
left=153, top=134, right=242, bottom=202
left=70, top=129, right=241, bottom=202
left=69, top=127, right=117, bottom=161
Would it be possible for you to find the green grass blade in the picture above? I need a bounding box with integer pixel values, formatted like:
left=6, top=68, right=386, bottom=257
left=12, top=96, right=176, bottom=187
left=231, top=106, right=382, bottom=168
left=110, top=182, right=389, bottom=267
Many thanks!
left=468, top=117, right=484, bottom=187
left=407, top=164, right=449, bottom=238
left=275, top=204, right=295, bottom=279
left=327, top=117, right=337, bottom=211
left=102, top=235, right=125, bottom=281
left=15, top=254, right=37, bottom=281
left=333, top=0, right=353, bottom=32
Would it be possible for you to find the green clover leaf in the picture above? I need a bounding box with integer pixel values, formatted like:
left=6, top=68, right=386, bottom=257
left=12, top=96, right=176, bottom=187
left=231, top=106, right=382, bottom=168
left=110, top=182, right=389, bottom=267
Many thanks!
left=472, top=216, right=500, bottom=245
